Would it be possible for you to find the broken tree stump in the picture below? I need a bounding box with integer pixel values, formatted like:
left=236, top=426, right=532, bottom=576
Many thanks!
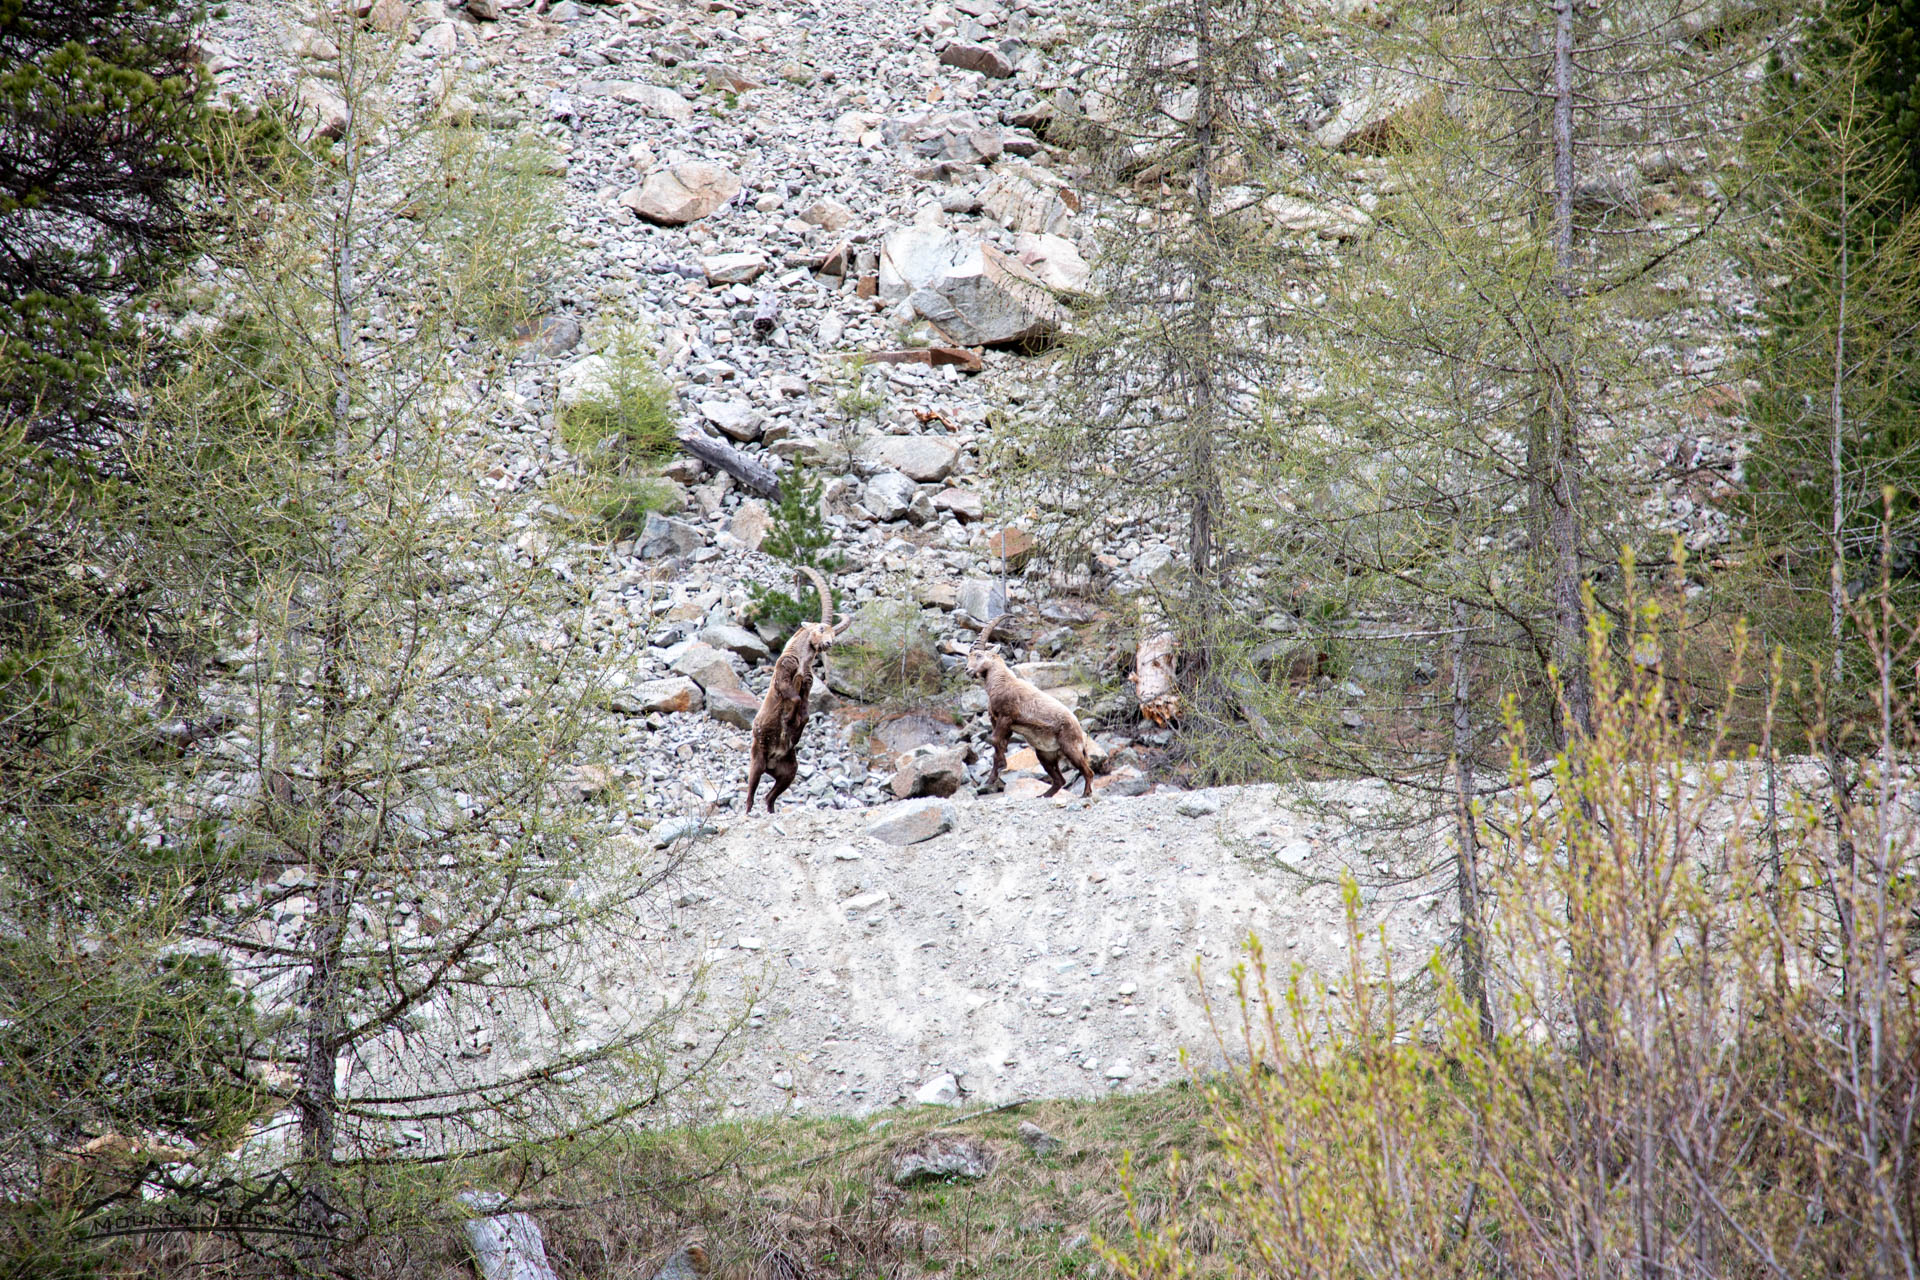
left=1130, top=630, right=1180, bottom=727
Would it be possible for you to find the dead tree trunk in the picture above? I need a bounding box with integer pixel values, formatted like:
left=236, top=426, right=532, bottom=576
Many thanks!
left=677, top=432, right=782, bottom=500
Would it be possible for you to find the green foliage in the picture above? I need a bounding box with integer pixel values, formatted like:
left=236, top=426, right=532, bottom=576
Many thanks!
left=831, top=355, right=886, bottom=423
left=0, top=0, right=212, bottom=457
left=825, top=599, right=946, bottom=706
left=1743, top=4, right=1920, bottom=700
left=745, top=465, right=843, bottom=641
left=557, top=326, right=681, bottom=540
left=1105, top=586, right=1920, bottom=1280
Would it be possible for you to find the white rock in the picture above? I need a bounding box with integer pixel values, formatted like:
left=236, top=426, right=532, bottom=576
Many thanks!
left=616, top=82, right=694, bottom=122
left=1013, top=231, right=1092, bottom=295
left=877, top=228, right=1066, bottom=348
left=979, top=161, right=1079, bottom=237
left=1174, top=793, right=1220, bottom=818
left=913, top=1072, right=961, bottom=1105
left=699, top=398, right=762, bottom=442
left=701, top=251, right=769, bottom=284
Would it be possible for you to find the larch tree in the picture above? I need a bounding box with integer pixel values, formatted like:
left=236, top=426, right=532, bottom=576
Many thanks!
left=133, top=11, right=722, bottom=1264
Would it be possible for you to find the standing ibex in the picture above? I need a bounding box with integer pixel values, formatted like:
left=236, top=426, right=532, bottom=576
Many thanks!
left=745, top=566, right=849, bottom=813
left=967, top=617, right=1096, bottom=799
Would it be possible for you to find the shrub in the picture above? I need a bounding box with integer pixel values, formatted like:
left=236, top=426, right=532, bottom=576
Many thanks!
left=744, top=465, right=842, bottom=643
left=555, top=326, right=679, bottom=540
left=1106, top=573, right=1920, bottom=1279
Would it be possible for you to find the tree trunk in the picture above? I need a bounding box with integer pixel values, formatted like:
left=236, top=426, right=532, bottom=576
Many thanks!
left=677, top=432, right=782, bottom=500
left=1546, top=0, right=1592, bottom=746
left=1450, top=600, right=1493, bottom=1043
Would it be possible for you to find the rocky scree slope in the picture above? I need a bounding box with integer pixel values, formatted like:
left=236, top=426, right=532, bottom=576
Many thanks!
left=190, top=0, right=1761, bottom=1114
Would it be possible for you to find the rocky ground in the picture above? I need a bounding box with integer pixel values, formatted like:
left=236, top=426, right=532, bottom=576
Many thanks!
left=191, top=0, right=1762, bottom=1118
left=600, top=781, right=1451, bottom=1118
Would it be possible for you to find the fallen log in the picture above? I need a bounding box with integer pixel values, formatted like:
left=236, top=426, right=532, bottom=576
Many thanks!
left=676, top=432, right=782, bottom=501
left=1130, top=630, right=1180, bottom=727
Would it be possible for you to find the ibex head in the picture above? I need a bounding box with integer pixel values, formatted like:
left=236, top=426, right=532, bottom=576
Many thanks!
left=966, top=612, right=1009, bottom=681
left=789, top=565, right=852, bottom=656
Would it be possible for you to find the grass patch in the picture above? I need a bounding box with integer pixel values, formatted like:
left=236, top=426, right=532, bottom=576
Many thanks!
left=518, top=1086, right=1215, bottom=1280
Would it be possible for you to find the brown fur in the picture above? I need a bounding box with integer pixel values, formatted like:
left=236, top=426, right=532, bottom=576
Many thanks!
left=745, top=566, right=849, bottom=812
left=966, top=622, right=1096, bottom=799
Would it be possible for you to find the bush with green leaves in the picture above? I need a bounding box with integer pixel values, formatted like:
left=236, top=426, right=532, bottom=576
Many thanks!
left=744, top=464, right=843, bottom=641
left=556, top=326, right=680, bottom=540
left=823, top=598, right=948, bottom=707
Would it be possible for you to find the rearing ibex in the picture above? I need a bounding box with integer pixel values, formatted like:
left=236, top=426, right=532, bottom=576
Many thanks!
left=966, top=616, right=1096, bottom=799
left=745, top=566, right=849, bottom=813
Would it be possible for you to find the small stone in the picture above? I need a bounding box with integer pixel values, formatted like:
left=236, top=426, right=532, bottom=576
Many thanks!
left=618, top=82, right=694, bottom=122
left=912, top=1072, right=960, bottom=1106
left=1174, top=793, right=1219, bottom=818
left=700, top=251, right=769, bottom=285
left=862, top=470, right=918, bottom=522
left=891, top=1133, right=994, bottom=1184
left=698, top=398, right=762, bottom=442
left=864, top=797, right=957, bottom=846
left=650, top=816, right=714, bottom=848
left=1016, top=1121, right=1060, bottom=1157
left=1103, top=1059, right=1134, bottom=1081
left=737, top=935, right=764, bottom=950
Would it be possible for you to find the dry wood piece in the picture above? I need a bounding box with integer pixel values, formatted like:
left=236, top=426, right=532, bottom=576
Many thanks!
left=752, top=291, right=779, bottom=338
left=1130, top=630, right=1180, bottom=727
left=676, top=432, right=781, bottom=500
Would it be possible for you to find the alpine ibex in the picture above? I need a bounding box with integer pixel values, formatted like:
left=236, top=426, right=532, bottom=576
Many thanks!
left=967, top=618, right=1096, bottom=799
left=745, top=566, right=849, bottom=813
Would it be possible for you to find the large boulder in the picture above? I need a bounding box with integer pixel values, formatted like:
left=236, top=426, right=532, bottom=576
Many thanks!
left=884, top=109, right=1003, bottom=164
left=877, top=228, right=1066, bottom=348
left=891, top=744, right=970, bottom=799
left=1012, top=231, right=1091, bottom=295
left=698, top=397, right=762, bottom=442
left=669, top=643, right=744, bottom=695
left=978, top=161, right=1079, bottom=236
left=862, top=470, right=918, bottom=522
left=621, top=162, right=742, bottom=225
left=638, top=513, right=706, bottom=560
left=705, top=685, right=761, bottom=730
left=857, top=434, right=962, bottom=483
left=296, top=79, right=350, bottom=140
left=612, top=676, right=703, bottom=715
left=557, top=354, right=612, bottom=409
left=938, top=41, right=1014, bottom=78
left=864, top=797, right=957, bottom=846
left=701, top=622, right=772, bottom=664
